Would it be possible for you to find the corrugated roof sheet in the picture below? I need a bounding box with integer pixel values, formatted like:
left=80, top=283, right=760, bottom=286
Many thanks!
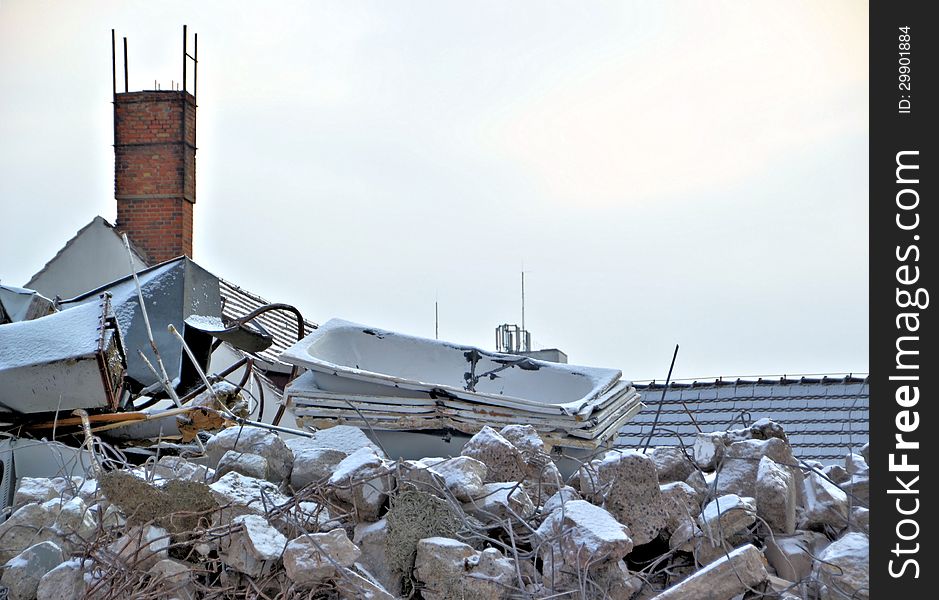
left=616, top=375, right=869, bottom=462
left=218, top=278, right=317, bottom=371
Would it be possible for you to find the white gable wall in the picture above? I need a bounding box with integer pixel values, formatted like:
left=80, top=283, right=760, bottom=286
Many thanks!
left=26, top=217, right=148, bottom=300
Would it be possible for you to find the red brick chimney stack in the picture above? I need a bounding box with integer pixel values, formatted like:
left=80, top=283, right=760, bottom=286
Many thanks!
left=114, top=91, right=196, bottom=264
left=112, top=27, right=198, bottom=264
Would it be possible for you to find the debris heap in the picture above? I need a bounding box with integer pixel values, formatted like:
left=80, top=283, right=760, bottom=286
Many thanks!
left=0, top=421, right=869, bottom=599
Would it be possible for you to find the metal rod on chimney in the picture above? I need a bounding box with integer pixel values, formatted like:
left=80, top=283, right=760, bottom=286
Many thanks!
left=193, top=32, right=198, bottom=102
left=123, top=37, right=128, bottom=92
left=182, top=25, right=187, bottom=93
left=111, top=29, right=116, bottom=98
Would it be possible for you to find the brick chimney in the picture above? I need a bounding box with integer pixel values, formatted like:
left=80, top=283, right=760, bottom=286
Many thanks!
left=114, top=90, right=196, bottom=263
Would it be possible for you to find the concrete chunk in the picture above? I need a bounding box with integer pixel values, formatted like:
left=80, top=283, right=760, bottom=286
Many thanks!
left=652, top=447, right=696, bottom=483
left=36, top=558, right=91, bottom=600
left=209, top=471, right=290, bottom=525
left=288, top=425, right=383, bottom=457
left=650, top=544, right=768, bottom=600
left=353, top=519, right=400, bottom=597
left=815, top=532, right=869, bottom=600
left=215, top=450, right=271, bottom=482
left=283, top=528, right=361, bottom=587
left=222, top=514, right=288, bottom=577
left=1, top=541, right=65, bottom=600
left=801, top=472, right=849, bottom=530
left=756, top=456, right=797, bottom=534
left=107, top=525, right=170, bottom=570
left=12, top=478, right=59, bottom=508
left=765, top=531, right=828, bottom=582
left=429, top=456, right=488, bottom=502
left=716, top=437, right=800, bottom=499
left=289, top=447, right=348, bottom=489
left=660, top=481, right=701, bottom=534
left=414, top=537, right=515, bottom=600
left=327, top=447, right=394, bottom=522
left=698, top=494, right=757, bottom=540
left=579, top=449, right=667, bottom=546
left=535, top=500, right=633, bottom=569
left=148, top=559, right=195, bottom=600
left=205, top=425, right=294, bottom=483
left=463, top=482, right=535, bottom=525
left=461, top=426, right=527, bottom=483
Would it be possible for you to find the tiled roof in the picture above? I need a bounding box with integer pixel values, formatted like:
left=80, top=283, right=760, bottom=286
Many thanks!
left=616, top=375, right=869, bottom=462
left=218, top=278, right=317, bottom=371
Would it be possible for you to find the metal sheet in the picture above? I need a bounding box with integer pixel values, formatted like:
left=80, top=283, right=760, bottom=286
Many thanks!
left=0, top=295, right=125, bottom=413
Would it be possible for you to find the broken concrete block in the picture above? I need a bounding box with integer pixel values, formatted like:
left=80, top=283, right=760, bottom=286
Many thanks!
left=148, top=559, right=195, bottom=600
left=652, top=446, right=696, bottom=483
left=108, top=525, right=170, bottom=570
left=0, top=502, right=58, bottom=562
left=860, top=442, right=869, bottom=465
left=45, top=496, right=96, bottom=540
left=148, top=455, right=214, bottom=483
left=221, top=514, right=288, bottom=578
left=463, top=482, right=535, bottom=525
left=214, top=450, right=271, bottom=482
left=693, top=432, right=728, bottom=471
left=801, top=472, right=849, bottom=530
left=815, top=532, right=869, bottom=600
left=205, top=425, right=294, bottom=483
left=821, top=464, right=850, bottom=485
left=541, top=486, right=581, bottom=514
left=660, top=481, right=701, bottom=533
left=685, top=469, right=709, bottom=500
left=845, top=453, right=868, bottom=477
left=289, top=446, right=347, bottom=489
left=461, top=426, right=527, bottom=483
left=535, top=499, right=633, bottom=570
left=580, top=450, right=667, bottom=546
left=716, top=437, right=799, bottom=499
left=12, top=477, right=59, bottom=507
left=209, top=471, right=289, bottom=525
left=500, top=423, right=548, bottom=453
left=756, top=455, right=797, bottom=534
left=354, top=519, right=401, bottom=597
left=429, top=456, right=488, bottom=502
left=36, top=558, right=91, bottom=600
left=1, top=541, right=65, bottom=600
left=289, top=425, right=384, bottom=457
left=697, top=494, right=757, bottom=540
left=338, top=567, right=396, bottom=600
left=843, top=475, right=870, bottom=509
left=0, top=496, right=96, bottom=562
left=764, top=531, right=829, bottom=583
left=668, top=520, right=700, bottom=553
left=851, top=507, right=870, bottom=532
left=650, top=544, right=768, bottom=600
left=327, top=446, right=394, bottom=522
left=283, top=528, right=361, bottom=587
left=414, top=537, right=515, bottom=600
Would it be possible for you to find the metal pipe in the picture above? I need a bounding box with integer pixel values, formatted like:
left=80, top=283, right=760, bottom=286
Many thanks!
left=182, top=25, right=187, bottom=93
left=111, top=30, right=116, bottom=98
left=193, top=33, right=198, bottom=102
left=123, top=37, right=128, bottom=92
left=642, top=344, right=680, bottom=453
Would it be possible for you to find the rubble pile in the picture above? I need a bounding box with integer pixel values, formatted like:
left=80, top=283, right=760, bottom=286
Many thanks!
left=0, top=420, right=869, bottom=599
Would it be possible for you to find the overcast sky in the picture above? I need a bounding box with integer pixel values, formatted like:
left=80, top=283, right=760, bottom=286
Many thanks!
left=0, top=1, right=868, bottom=380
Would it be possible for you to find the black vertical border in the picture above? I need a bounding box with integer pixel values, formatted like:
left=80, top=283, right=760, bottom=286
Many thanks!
left=870, top=0, right=935, bottom=596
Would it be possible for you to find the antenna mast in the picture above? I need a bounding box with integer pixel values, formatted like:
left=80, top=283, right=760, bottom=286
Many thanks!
left=521, top=270, right=525, bottom=333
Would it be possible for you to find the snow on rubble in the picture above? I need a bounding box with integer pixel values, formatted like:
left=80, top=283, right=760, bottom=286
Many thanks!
left=0, top=420, right=869, bottom=600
